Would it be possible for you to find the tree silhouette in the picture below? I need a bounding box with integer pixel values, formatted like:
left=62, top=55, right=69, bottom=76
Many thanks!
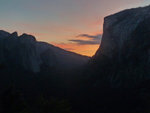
left=0, top=86, right=26, bottom=113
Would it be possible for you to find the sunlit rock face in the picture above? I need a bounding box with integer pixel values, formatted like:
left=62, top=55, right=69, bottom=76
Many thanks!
left=0, top=31, right=89, bottom=73
left=92, top=5, right=150, bottom=87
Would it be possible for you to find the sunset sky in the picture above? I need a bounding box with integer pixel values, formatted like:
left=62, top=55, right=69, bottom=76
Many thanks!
left=0, top=0, right=150, bottom=56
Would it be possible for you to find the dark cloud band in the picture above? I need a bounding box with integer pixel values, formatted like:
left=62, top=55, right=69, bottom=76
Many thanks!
left=69, top=34, right=102, bottom=45
left=69, top=39, right=100, bottom=45
left=77, top=34, right=102, bottom=39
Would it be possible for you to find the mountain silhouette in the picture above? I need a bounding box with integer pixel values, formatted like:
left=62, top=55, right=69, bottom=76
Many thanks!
left=0, top=30, right=89, bottom=73
left=1, top=5, right=150, bottom=113
left=86, top=5, right=150, bottom=113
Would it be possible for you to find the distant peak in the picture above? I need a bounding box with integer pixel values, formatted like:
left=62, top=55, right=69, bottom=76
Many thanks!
left=0, top=30, right=9, bottom=33
left=11, top=32, right=18, bottom=37
left=19, top=33, right=36, bottom=41
left=0, top=30, right=10, bottom=37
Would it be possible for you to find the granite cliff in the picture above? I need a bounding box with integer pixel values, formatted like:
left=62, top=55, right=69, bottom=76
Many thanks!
left=83, top=5, right=150, bottom=113
left=91, top=5, right=150, bottom=87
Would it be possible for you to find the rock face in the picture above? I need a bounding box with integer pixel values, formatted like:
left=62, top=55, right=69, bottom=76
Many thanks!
left=85, top=6, right=150, bottom=113
left=0, top=30, right=89, bottom=73
left=91, top=5, right=150, bottom=87
left=95, top=6, right=150, bottom=59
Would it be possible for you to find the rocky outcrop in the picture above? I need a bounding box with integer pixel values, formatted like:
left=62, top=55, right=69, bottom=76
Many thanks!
left=85, top=6, right=150, bottom=112
left=95, top=5, right=150, bottom=60
left=0, top=31, right=89, bottom=73
left=0, top=31, right=41, bottom=72
left=90, top=5, right=150, bottom=87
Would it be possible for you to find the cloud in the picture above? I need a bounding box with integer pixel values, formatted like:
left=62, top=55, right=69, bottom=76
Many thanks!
left=69, top=34, right=102, bottom=45
left=77, top=34, right=102, bottom=39
left=69, top=39, right=100, bottom=45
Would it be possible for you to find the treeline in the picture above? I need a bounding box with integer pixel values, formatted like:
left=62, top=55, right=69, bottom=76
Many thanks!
left=0, top=86, right=74, bottom=113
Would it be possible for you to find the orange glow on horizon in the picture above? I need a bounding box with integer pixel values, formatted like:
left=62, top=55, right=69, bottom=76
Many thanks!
left=52, top=42, right=100, bottom=57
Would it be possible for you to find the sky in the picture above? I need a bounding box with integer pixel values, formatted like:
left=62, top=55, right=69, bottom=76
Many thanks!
left=0, top=0, right=150, bottom=56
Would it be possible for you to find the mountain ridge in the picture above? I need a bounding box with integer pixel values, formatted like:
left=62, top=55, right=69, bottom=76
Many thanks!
left=0, top=30, right=89, bottom=73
